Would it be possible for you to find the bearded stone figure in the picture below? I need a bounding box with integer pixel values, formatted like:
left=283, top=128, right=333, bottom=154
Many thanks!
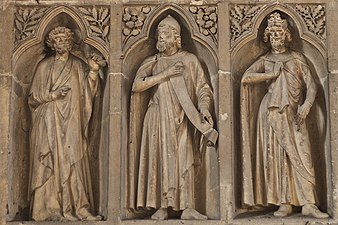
left=28, top=27, right=105, bottom=221
left=127, top=15, right=218, bottom=220
left=240, top=12, right=329, bottom=218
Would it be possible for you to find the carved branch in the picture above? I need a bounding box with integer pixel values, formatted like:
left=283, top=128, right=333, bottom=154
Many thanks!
left=122, top=6, right=151, bottom=44
left=189, top=5, right=218, bottom=44
left=78, top=6, right=110, bottom=43
left=14, top=7, right=47, bottom=45
left=294, top=4, right=326, bottom=41
left=230, top=5, right=263, bottom=45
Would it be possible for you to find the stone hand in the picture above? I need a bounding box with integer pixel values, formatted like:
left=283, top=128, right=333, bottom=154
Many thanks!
left=51, top=86, right=71, bottom=100
left=88, top=53, right=106, bottom=73
left=165, top=61, right=184, bottom=78
left=295, top=101, right=311, bottom=127
left=200, top=107, right=213, bottom=127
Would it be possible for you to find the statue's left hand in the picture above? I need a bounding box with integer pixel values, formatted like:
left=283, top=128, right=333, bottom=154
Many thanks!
left=296, top=101, right=312, bottom=126
left=88, top=53, right=107, bottom=72
left=200, top=107, right=214, bottom=127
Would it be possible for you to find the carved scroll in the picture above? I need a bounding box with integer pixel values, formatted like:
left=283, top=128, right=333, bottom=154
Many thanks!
left=189, top=6, right=218, bottom=44
left=78, top=6, right=110, bottom=43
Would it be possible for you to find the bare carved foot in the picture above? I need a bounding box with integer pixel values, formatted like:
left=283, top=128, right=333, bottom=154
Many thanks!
left=302, top=204, right=329, bottom=218
left=151, top=208, right=168, bottom=220
left=273, top=204, right=292, bottom=217
left=181, top=208, right=207, bottom=220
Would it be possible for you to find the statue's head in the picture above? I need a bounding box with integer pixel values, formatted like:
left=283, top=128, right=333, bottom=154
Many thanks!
left=156, top=15, right=182, bottom=53
left=263, top=12, right=292, bottom=52
left=46, top=26, right=74, bottom=54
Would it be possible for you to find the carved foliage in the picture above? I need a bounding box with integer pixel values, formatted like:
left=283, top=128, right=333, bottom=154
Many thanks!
left=294, top=4, right=326, bottom=40
left=14, top=7, right=47, bottom=45
left=189, top=6, right=217, bottom=43
left=122, top=6, right=151, bottom=43
left=78, top=6, right=110, bottom=43
left=230, top=5, right=263, bottom=44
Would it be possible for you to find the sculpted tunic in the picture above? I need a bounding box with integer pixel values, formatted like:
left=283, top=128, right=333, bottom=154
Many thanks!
left=28, top=55, right=98, bottom=221
left=128, top=51, right=213, bottom=211
left=241, top=50, right=318, bottom=206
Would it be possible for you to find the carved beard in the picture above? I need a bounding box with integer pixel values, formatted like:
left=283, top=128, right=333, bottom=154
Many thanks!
left=156, top=40, right=175, bottom=53
left=54, top=43, right=71, bottom=54
left=270, top=38, right=285, bottom=52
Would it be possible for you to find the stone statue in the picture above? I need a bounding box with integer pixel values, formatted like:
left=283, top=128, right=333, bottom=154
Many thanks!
left=28, top=26, right=105, bottom=221
left=240, top=12, right=328, bottom=218
left=127, top=15, right=218, bottom=220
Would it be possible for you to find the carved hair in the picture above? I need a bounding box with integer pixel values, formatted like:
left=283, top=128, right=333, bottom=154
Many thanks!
left=46, top=26, right=74, bottom=50
left=263, top=12, right=292, bottom=43
left=156, top=25, right=182, bottom=49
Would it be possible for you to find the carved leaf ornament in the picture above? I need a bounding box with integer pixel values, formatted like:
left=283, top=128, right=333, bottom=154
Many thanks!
left=189, top=6, right=218, bottom=43
left=122, top=6, right=151, bottom=43
left=15, top=7, right=46, bottom=45
left=230, top=5, right=262, bottom=43
left=294, top=4, right=326, bottom=40
left=79, top=7, right=110, bottom=43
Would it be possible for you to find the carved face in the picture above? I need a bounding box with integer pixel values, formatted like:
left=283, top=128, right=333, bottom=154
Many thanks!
left=156, top=25, right=176, bottom=53
left=269, top=26, right=286, bottom=52
left=52, top=33, right=72, bottom=54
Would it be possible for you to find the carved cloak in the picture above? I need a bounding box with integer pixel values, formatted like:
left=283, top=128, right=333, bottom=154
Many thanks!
left=240, top=50, right=318, bottom=207
left=127, top=51, right=215, bottom=212
left=28, top=54, right=99, bottom=220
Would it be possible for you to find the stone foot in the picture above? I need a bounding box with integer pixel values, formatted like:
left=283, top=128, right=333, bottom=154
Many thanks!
left=181, top=208, right=207, bottom=220
left=63, top=213, right=79, bottom=221
left=273, top=204, right=292, bottom=217
left=151, top=208, right=168, bottom=220
left=302, top=204, right=329, bottom=219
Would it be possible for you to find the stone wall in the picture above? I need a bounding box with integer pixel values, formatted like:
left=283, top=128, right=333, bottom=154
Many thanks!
left=1, top=0, right=338, bottom=225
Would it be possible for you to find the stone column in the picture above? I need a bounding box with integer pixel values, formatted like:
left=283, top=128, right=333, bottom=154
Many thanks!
left=0, top=3, right=14, bottom=225
left=327, top=0, right=338, bottom=219
left=106, top=3, right=124, bottom=223
left=218, top=2, right=234, bottom=222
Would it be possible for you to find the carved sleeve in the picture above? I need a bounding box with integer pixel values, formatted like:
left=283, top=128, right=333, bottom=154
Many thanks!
left=241, top=58, right=276, bottom=84
left=195, top=60, right=213, bottom=112
left=299, top=59, right=317, bottom=106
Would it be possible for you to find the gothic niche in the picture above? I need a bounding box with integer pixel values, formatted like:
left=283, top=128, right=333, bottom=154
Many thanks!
left=233, top=10, right=328, bottom=218
left=122, top=7, right=220, bottom=220
left=10, top=6, right=109, bottom=221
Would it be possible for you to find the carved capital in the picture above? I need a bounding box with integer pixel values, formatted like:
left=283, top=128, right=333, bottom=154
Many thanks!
left=14, top=7, right=47, bottom=46
left=122, top=6, right=151, bottom=43
left=189, top=5, right=218, bottom=44
left=293, top=4, right=326, bottom=41
left=230, top=4, right=263, bottom=46
left=78, top=6, right=110, bottom=43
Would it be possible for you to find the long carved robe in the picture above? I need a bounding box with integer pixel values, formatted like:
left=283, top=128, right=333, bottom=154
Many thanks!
left=28, top=54, right=99, bottom=221
left=241, top=50, right=318, bottom=207
left=128, top=51, right=213, bottom=211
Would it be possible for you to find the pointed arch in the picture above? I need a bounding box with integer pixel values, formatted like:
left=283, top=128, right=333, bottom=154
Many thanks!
left=123, top=3, right=217, bottom=66
left=231, top=3, right=326, bottom=57
left=13, top=5, right=109, bottom=63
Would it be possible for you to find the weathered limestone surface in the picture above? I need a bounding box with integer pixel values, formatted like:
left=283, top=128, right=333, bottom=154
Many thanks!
left=1, top=0, right=338, bottom=225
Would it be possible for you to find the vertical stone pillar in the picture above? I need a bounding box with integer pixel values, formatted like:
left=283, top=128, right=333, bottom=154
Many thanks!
left=106, top=3, right=123, bottom=223
left=0, top=3, right=13, bottom=225
left=327, top=0, right=338, bottom=219
left=217, top=2, right=234, bottom=222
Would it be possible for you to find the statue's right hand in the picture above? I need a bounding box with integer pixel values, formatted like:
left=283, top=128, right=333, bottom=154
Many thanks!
left=166, top=61, right=185, bottom=78
left=51, top=86, right=71, bottom=100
